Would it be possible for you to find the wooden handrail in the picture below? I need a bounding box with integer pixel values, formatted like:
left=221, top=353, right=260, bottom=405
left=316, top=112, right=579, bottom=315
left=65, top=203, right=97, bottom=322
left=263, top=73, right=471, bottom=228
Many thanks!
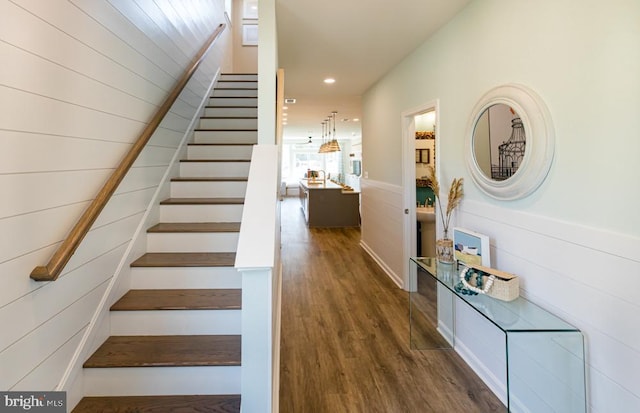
left=31, top=24, right=226, bottom=282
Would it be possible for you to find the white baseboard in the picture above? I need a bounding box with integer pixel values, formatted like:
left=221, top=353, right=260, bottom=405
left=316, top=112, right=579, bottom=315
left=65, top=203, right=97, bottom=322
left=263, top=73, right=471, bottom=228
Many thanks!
left=360, top=240, right=403, bottom=288
left=436, top=321, right=454, bottom=346
left=454, top=337, right=508, bottom=407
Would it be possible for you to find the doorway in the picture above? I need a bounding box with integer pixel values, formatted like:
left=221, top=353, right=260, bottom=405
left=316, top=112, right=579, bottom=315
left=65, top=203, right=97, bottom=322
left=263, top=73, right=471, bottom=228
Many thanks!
left=401, top=101, right=438, bottom=290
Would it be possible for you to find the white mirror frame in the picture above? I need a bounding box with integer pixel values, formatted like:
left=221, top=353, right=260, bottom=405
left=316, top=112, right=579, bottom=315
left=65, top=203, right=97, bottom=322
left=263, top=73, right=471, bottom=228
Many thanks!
left=464, top=83, right=555, bottom=200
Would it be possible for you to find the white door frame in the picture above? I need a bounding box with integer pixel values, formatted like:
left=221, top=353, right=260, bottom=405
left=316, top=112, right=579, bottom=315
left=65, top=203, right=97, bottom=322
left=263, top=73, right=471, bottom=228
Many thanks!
left=401, top=100, right=439, bottom=290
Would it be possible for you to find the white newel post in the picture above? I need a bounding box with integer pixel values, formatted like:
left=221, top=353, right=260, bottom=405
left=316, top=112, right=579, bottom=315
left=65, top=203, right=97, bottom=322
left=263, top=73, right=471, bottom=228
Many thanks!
left=235, top=145, right=281, bottom=413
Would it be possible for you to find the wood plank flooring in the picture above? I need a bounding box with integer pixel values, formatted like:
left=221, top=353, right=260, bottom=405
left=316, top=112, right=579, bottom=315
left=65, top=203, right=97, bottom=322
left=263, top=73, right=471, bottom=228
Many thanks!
left=278, top=197, right=503, bottom=413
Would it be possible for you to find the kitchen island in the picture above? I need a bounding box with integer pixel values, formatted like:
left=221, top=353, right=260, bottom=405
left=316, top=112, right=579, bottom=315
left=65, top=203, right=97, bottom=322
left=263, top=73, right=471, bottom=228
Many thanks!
left=299, top=180, right=360, bottom=227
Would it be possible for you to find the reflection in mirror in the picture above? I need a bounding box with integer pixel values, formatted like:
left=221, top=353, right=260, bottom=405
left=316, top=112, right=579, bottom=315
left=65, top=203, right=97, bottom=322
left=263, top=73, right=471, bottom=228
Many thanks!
left=473, top=104, right=526, bottom=181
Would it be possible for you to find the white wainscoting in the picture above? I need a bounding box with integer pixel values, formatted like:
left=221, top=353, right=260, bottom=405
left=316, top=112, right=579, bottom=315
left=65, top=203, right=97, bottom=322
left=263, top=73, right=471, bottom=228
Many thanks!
left=359, top=179, right=404, bottom=288
left=455, top=200, right=640, bottom=413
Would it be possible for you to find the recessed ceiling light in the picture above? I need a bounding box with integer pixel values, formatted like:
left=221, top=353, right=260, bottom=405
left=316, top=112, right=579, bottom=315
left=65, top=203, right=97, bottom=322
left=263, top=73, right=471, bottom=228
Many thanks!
left=323, top=78, right=336, bottom=84
left=352, top=118, right=360, bottom=122
left=283, top=106, right=288, bottom=110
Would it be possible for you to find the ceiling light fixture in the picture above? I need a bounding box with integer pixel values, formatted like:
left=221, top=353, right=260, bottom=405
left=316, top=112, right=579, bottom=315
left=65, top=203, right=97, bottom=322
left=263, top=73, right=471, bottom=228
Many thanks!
left=323, top=78, right=336, bottom=84
left=319, top=120, right=330, bottom=153
left=319, top=112, right=341, bottom=153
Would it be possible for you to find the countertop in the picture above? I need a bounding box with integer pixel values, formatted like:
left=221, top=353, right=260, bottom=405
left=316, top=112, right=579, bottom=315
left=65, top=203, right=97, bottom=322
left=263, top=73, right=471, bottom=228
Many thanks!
left=300, top=179, right=359, bottom=193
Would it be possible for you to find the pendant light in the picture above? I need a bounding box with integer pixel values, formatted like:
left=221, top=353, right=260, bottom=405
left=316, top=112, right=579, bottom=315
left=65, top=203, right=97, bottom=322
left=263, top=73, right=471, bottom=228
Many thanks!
left=318, top=120, right=330, bottom=153
left=327, top=111, right=341, bottom=152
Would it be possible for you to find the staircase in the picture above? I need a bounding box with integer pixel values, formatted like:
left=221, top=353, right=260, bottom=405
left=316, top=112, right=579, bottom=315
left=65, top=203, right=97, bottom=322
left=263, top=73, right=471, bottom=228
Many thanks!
left=73, top=74, right=258, bottom=412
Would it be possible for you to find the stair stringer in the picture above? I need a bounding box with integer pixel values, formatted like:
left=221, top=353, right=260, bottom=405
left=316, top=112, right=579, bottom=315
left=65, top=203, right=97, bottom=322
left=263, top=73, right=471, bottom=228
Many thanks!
left=59, top=68, right=223, bottom=410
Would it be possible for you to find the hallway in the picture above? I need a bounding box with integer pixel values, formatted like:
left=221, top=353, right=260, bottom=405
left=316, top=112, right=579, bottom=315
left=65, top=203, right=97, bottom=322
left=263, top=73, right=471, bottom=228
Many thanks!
left=278, top=197, right=502, bottom=413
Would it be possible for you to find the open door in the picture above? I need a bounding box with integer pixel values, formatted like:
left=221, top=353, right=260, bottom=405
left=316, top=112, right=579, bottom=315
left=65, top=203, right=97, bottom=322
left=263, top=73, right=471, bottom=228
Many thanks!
left=401, top=101, right=438, bottom=291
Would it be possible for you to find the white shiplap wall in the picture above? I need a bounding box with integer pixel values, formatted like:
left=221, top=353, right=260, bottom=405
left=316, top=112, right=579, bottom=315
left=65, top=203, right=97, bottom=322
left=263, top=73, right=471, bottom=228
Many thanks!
left=359, top=179, right=404, bottom=288
left=0, top=0, right=230, bottom=394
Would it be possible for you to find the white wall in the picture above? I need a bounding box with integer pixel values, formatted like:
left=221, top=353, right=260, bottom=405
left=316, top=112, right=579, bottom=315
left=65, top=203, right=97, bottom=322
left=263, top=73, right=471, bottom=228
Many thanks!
left=233, top=0, right=258, bottom=72
left=361, top=0, right=640, bottom=411
left=0, top=0, right=230, bottom=394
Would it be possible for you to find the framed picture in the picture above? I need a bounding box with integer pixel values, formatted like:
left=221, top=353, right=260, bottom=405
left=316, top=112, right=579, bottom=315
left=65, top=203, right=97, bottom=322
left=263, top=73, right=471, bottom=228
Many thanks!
left=453, top=227, right=490, bottom=267
left=415, top=149, right=431, bottom=164
left=420, top=149, right=430, bottom=164
left=243, top=0, right=258, bottom=19
left=242, top=24, right=258, bottom=46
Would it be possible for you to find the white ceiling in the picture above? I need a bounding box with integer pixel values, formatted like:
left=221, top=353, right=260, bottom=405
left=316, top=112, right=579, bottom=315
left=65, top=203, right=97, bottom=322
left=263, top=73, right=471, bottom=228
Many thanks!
left=276, top=0, right=472, bottom=143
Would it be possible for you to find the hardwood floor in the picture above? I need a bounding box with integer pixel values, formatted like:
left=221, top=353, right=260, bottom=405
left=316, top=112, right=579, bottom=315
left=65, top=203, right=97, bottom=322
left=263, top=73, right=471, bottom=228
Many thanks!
left=278, top=197, right=503, bottom=413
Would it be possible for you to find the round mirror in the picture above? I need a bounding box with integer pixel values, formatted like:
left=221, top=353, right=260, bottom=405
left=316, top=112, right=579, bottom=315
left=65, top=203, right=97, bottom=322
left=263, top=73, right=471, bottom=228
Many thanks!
left=465, top=84, right=555, bottom=200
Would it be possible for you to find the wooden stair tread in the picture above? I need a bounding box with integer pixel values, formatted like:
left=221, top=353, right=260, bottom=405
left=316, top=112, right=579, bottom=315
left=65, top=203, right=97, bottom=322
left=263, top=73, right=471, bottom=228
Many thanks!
left=171, top=177, right=248, bottom=182
left=72, top=394, right=240, bottom=413
left=160, top=197, right=244, bottom=205
left=205, top=105, right=258, bottom=108
left=111, top=289, right=241, bottom=311
left=188, top=143, right=255, bottom=146
left=84, top=335, right=241, bottom=368
left=194, top=129, right=258, bottom=132
left=180, top=159, right=251, bottom=162
left=148, top=222, right=241, bottom=233
left=200, top=116, right=257, bottom=119
left=131, top=252, right=236, bottom=267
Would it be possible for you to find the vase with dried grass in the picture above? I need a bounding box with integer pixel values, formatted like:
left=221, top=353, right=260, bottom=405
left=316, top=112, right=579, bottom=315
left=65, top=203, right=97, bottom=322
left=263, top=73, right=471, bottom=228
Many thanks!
left=425, top=167, right=464, bottom=263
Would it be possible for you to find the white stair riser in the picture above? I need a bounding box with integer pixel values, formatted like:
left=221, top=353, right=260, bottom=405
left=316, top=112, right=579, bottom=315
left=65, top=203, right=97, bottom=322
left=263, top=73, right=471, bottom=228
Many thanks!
left=187, top=145, right=253, bottom=160
left=171, top=181, right=247, bottom=198
left=110, top=310, right=241, bottom=335
left=84, top=366, right=240, bottom=396
left=199, top=118, right=257, bottom=129
left=212, top=89, right=257, bottom=97
left=219, top=74, right=257, bottom=81
left=216, top=81, right=257, bottom=89
left=180, top=161, right=250, bottom=177
left=147, top=232, right=239, bottom=253
left=208, top=97, right=257, bottom=107
left=160, top=204, right=243, bottom=223
left=204, top=107, right=257, bottom=117
left=194, top=130, right=257, bottom=144
left=130, top=267, right=242, bottom=289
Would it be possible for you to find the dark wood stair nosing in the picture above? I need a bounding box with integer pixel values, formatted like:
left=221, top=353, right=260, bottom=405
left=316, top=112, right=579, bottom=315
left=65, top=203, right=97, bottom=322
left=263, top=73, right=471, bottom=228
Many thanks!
left=83, top=335, right=241, bottom=368
left=130, top=252, right=236, bottom=268
left=194, top=129, right=258, bottom=132
left=159, top=197, right=245, bottom=205
left=147, top=222, right=241, bottom=233
left=72, top=395, right=241, bottom=413
left=188, top=143, right=255, bottom=146
left=214, top=87, right=258, bottom=90
left=205, top=105, right=258, bottom=109
left=179, top=159, right=251, bottom=163
left=171, top=177, right=248, bottom=182
left=199, top=116, right=258, bottom=119
left=110, top=288, right=242, bottom=311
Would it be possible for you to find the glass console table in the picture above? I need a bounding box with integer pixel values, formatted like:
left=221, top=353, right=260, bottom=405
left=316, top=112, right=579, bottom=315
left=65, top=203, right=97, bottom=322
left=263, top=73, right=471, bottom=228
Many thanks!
left=410, top=257, right=586, bottom=413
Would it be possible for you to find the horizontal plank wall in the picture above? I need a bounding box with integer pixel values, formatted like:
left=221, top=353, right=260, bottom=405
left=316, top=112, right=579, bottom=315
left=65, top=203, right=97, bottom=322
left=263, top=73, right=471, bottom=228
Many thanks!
left=359, top=179, right=404, bottom=288
left=456, top=201, right=640, bottom=413
left=0, top=0, right=230, bottom=397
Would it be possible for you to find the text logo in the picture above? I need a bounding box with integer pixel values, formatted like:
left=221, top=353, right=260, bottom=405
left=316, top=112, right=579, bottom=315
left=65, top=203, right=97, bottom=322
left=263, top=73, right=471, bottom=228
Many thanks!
left=0, top=392, right=65, bottom=412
